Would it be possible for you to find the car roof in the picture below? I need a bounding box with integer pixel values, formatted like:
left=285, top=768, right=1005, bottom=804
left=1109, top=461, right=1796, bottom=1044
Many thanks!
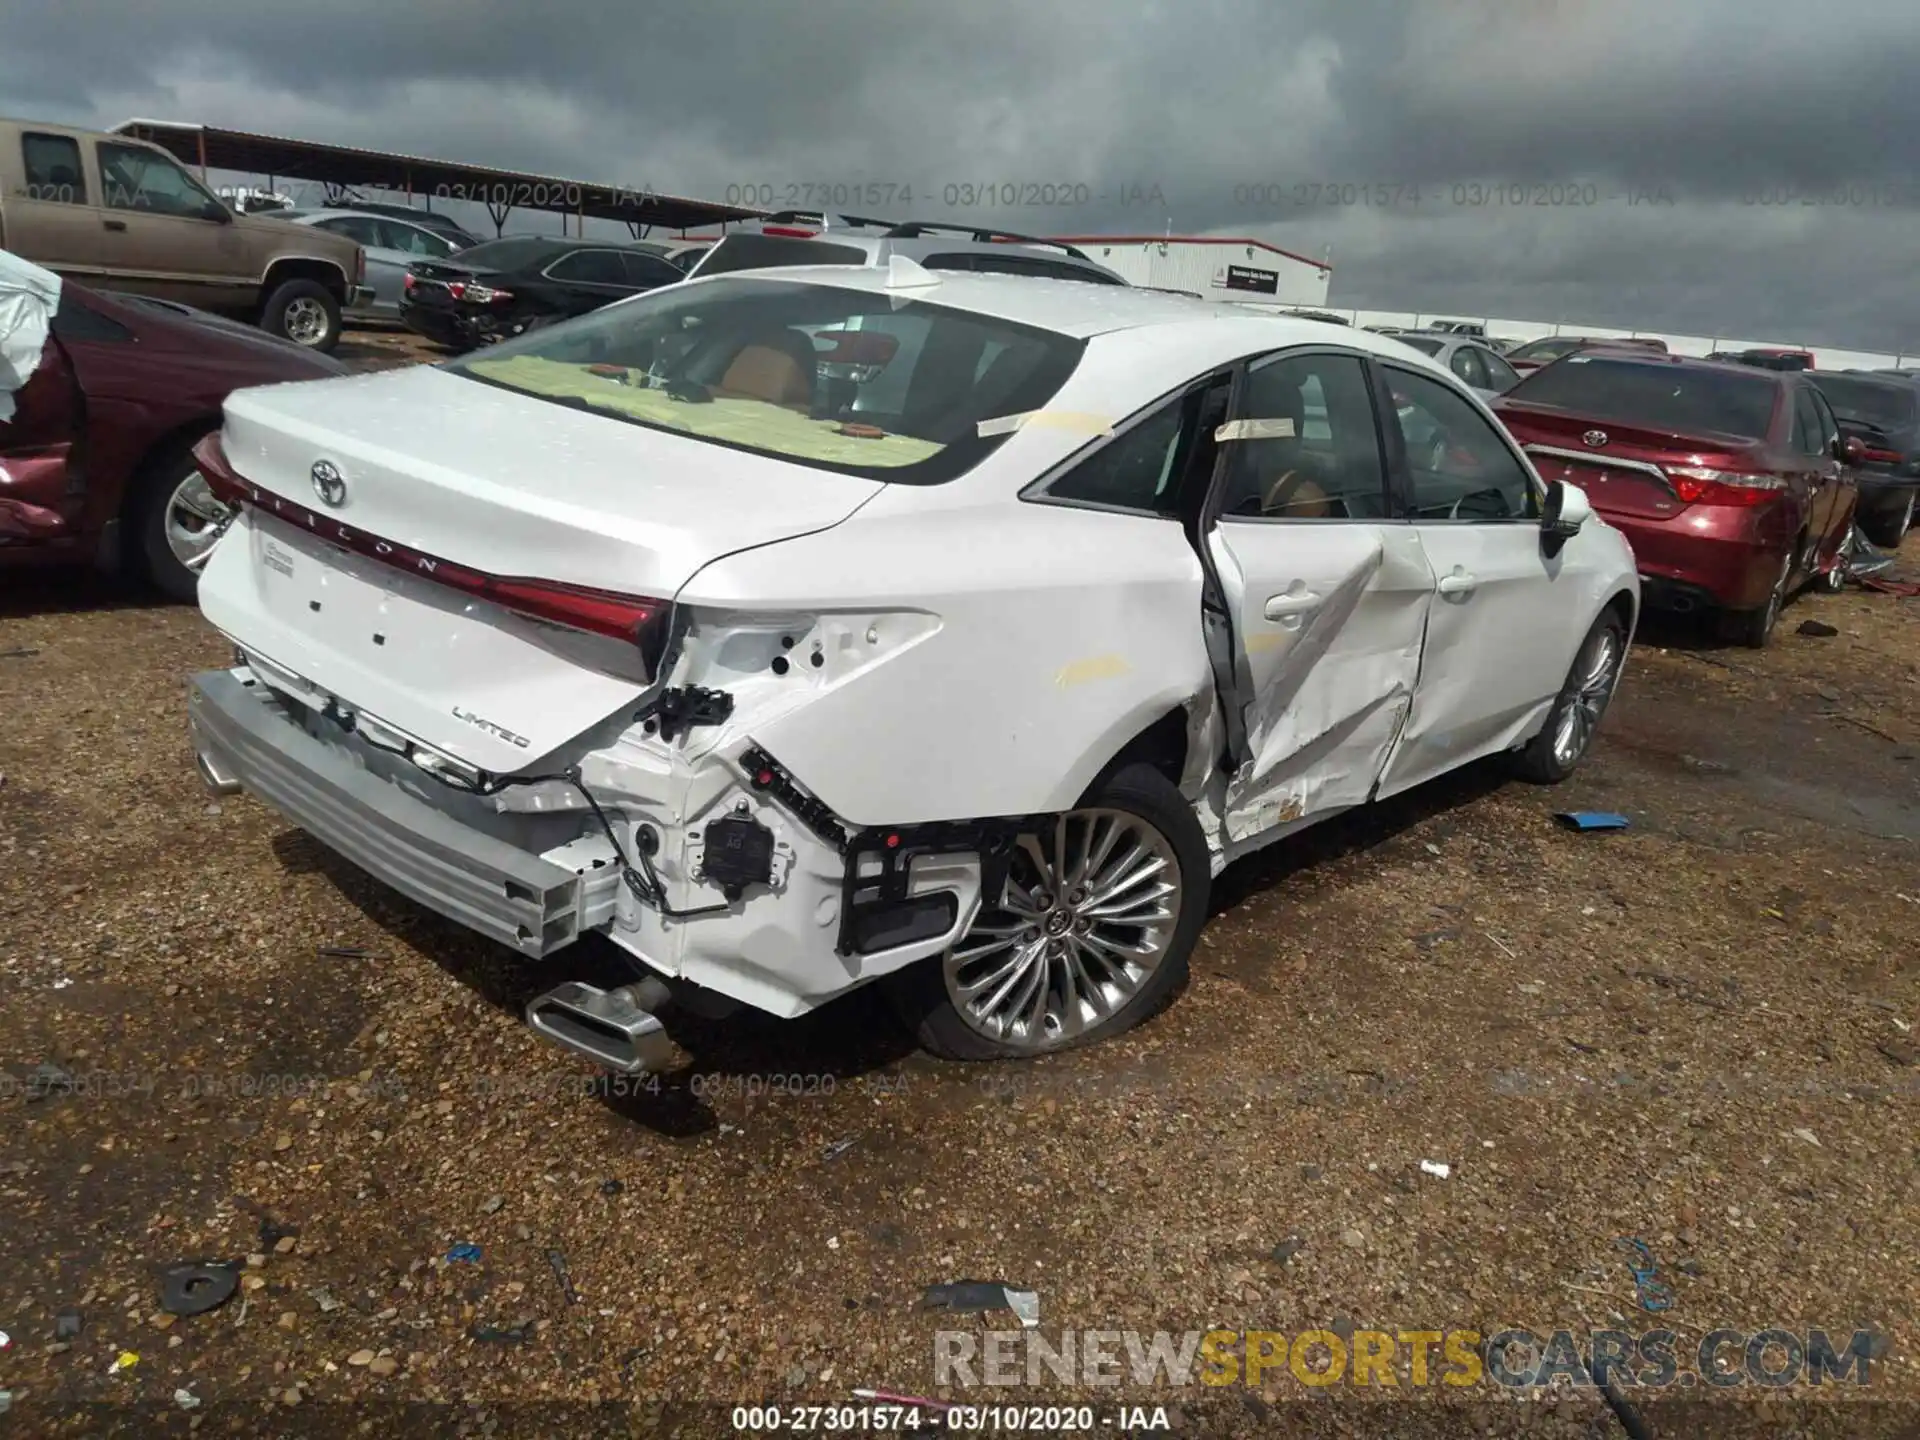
left=693, top=227, right=1126, bottom=283
left=691, top=265, right=1451, bottom=359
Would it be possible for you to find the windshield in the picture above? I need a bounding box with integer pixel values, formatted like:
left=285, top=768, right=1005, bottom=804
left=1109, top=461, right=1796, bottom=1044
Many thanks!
left=1504, top=357, right=1779, bottom=440
left=447, top=276, right=1086, bottom=483
left=1812, top=376, right=1919, bottom=430
left=1398, top=336, right=1445, bottom=355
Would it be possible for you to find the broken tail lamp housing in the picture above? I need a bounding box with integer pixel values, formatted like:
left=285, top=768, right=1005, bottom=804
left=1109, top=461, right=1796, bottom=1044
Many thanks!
left=190, top=433, right=670, bottom=664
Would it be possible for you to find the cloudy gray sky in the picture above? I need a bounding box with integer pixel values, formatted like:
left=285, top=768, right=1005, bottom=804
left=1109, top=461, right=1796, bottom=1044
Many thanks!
left=5, top=0, right=1918, bottom=348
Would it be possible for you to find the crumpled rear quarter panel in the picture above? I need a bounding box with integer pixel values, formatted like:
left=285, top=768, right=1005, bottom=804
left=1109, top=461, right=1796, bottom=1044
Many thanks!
left=676, top=491, right=1210, bottom=827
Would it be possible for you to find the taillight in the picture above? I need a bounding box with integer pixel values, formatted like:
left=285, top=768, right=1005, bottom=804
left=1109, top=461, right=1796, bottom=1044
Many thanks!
left=762, top=225, right=818, bottom=237
left=403, top=273, right=416, bottom=292
left=193, top=432, right=247, bottom=505
left=1666, top=466, right=1789, bottom=507
left=185, top=433, right=667, bottom=653
left=1862, top=447, right=1902, bottom=464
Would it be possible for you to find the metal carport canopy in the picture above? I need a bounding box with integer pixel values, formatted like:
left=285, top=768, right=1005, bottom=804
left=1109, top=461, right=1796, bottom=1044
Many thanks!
left=108, top=118, right=768, bottom=236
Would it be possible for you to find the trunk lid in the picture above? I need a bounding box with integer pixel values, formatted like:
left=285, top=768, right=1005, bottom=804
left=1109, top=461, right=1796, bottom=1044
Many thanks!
left=1499, top=404, right=1765, bottom=520
left=197, top=364, right=882, bottom=769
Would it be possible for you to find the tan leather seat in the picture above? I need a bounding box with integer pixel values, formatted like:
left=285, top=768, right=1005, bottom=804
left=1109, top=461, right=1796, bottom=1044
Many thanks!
left=713, top=331, right=816, bottom=411
left=1261, top=468, right=1336, bottom=518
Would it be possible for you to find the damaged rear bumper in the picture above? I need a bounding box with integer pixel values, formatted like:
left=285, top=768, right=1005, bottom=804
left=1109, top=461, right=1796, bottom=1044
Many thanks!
left=188, top=668, right=618, bottom=956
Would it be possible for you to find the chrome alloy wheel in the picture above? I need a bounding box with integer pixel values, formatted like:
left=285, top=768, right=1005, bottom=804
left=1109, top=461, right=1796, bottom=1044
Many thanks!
left=942, top=809, right=1184, bottom=1053
left=1551, top=624, right=1623, bottom=768
left=164, top=469, right=236, bottom=572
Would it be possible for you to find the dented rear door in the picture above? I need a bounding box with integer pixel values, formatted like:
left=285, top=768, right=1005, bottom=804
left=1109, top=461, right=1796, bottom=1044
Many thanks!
left=1203, top=348, right=1434, bottom=846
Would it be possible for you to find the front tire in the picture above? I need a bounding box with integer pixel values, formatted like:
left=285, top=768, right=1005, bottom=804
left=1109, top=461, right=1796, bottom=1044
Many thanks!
left=892, top=764, right=1209, bottom=1061
left=134, top=446, right=235, bottom=603
left=1513, top=609, right=1627, bottom=783
left=261, top=279, right=342, bottom=352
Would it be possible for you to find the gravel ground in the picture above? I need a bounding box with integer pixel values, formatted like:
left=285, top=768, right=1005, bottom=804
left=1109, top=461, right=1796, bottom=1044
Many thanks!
left=1, top=341, right=1917, bottom=1436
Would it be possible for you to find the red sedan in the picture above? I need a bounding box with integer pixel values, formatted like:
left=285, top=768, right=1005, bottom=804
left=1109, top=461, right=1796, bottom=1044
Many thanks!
left=1494, top=353, right=1859, bottom=646
left=2, top=266, right=346, bottom=600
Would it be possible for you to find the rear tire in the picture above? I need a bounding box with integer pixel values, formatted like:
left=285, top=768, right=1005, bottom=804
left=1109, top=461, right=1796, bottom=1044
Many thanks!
left=1862, top=489, right=1915, bottom=549
left=134, top=445, right=234, bottom=603
left=1513, top=609, right=1627, bottom=783
left=261, top=279, right=342, bottom=352
left=889, top=764, right=1209, bottom=1061
left=1719, top=541, right=1797, bottom=648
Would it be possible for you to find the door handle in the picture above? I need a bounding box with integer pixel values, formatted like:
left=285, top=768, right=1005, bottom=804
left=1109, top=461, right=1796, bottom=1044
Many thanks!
left=1437, top=570, right=1478, bottom=597
left=103, top=219, right=127, bottom=231
left=1264, top=589, right=1321, bottom=620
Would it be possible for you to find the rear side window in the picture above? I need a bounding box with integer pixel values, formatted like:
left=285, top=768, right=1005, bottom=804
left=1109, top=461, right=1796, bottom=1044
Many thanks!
left=450, top=238, right=558, bottom=270
left=380, top=221, right=454, bottom=258
left=22, top=133, right=87, bottom=204
left=547, top=250, right=628, bottom=285
left=1791, top=388, right=1823, bottom=455
left=450, top=276, right=1086, bottom=485
left=690, top=233, right=868, bottom=277
left=1044, top=394, right=1191, bottom=513
left=1504, top=357, right=1778, bottom=441
left=1216, top=352, right=1390, bottom=519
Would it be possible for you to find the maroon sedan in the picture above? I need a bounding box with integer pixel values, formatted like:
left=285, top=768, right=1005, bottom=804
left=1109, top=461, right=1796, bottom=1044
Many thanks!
left=1, top=280, right=346, bottom=600
left=1494, top=353, right=1860, bottom=647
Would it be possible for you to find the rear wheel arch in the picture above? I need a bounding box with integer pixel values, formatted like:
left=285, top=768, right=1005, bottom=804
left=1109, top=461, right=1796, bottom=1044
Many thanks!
left=261, top=256, right=349, bottom=306
left=1075, top=704, right=1193, bottom=803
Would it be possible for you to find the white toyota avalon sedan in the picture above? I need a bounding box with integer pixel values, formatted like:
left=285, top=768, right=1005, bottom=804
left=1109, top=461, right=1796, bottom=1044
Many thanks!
left=185, top=257, right=1638, bottom=1068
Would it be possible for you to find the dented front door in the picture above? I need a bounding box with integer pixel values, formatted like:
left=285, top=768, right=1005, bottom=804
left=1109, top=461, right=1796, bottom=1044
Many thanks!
left=1203, top=349, right=1434, bottom=846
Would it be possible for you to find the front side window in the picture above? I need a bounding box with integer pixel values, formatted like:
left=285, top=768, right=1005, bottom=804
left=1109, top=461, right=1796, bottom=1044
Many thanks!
left=97, top=142, right=222, bottom=219
left=1215, top=352, right=1390, bottom=520
left=381, top=221, right=453, bottom=258
left=547, top=250, right=628, bottom=285
left=22, top=134, right=86, bottom=204
left=1449, top=345, right=1489, bottom=390
left=450, top=276, right=1085, bottom=484
left=1386, top=366, right=1538, bottom=521
left=318, top=215, right=383, bottom=246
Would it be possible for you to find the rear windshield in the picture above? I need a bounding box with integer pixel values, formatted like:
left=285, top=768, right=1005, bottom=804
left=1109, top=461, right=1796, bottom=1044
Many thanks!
left=448, top=276, right=1085, bottom=483
left=1504, top=357, right=1779, bottom=440
left=1812, top=375, right=1919, bottom=429
left=1398, top=336, right=1445, bottom=355
left=444, top=238, right=557, bottom=270
left=690, top=233, right=869, bottom=278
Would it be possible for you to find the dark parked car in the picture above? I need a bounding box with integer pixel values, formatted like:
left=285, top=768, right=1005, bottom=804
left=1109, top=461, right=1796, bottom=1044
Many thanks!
left=1505, top=334, right=1667, bottom=377
left=1733, top=348, right=1815, bottom=372
left=1, top=272, right=346, bottom=600
left=399, top=237, right=686, bottom=351
left=1809, top=371, right=1920, bottom=546
left=1494, top=354, right=1860, bottom=646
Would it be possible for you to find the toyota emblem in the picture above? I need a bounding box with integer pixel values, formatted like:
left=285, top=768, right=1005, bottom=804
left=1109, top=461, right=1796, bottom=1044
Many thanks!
left=1582, top=429, right=1609, bottom=448
left=310, top=460, right=347, bottom=507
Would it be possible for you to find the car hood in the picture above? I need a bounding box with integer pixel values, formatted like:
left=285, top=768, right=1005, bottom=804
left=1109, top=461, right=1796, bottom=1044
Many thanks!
left=87, top=287, right=349, bottom=380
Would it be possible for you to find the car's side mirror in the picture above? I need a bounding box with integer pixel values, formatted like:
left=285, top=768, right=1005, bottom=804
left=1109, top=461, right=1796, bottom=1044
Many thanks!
left=1838, top=434, right=1865, bottom=464
left=1541, top=478, right=1591, bottom=539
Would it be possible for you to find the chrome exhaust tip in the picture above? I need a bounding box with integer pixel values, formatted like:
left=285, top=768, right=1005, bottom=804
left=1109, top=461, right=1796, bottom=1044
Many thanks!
left=525, top=978, right=677, bottom=1075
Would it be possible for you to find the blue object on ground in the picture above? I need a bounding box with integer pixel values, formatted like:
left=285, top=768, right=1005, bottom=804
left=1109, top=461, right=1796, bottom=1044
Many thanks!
left=446, top=1243, right=482, bottom=1264
left=1555, top=811, right=1631, bottom=831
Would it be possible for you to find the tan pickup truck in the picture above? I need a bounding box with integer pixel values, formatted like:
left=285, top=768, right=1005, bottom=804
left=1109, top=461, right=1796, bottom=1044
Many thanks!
left=0, top=118, right=371, bottom=352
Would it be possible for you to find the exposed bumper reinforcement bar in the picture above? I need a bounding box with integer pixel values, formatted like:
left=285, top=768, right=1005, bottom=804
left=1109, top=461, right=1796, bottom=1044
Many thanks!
left=186, top=668, right=615, bottom=957
left=525, top=979, right=677, bottom=1074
